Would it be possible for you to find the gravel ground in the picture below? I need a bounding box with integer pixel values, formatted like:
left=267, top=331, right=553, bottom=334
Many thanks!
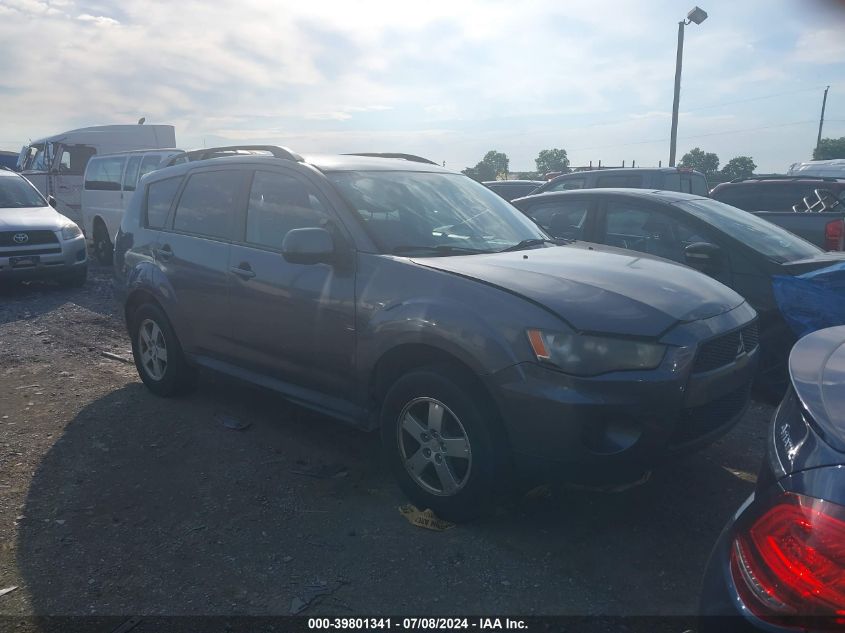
left=0, top=262, right=773, bottom=624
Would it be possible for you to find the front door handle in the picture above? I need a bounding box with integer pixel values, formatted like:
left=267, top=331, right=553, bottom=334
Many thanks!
left=156, top=244, right=173, bottom=261
left=230, top=263, right=256, bottom=279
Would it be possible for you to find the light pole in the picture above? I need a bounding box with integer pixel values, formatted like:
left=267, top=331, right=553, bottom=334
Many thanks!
left=669, top=6, right=708, bottom=167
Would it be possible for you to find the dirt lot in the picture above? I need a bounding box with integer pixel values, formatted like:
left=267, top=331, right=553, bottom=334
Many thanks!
left=0, top=263, right=772, bottom=624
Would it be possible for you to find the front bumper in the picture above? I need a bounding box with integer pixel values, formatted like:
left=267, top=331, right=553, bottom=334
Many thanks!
left=488, top=304, right=759, bottom=481
left=0, top=234, right=87, bottom=280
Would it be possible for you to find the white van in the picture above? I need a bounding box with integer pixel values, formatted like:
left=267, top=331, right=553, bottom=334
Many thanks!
left=81, top=148, right=182, bottom=263
left=17, top=124, right=176, bottom=227
left=787, top=159, right=845, bottom=178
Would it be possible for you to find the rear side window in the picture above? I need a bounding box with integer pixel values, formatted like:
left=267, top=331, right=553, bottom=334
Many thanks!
left=548, top=178, right=585, bottom=192
left=122, top=156, right=142, bottom=192
left=145, top=177, right=182, bottom=229
left=596, top=175, right=642, bottom=188
left=523, top=199, right=589, bottom=239
left=84, top=156, right=126, bottom=191
left=172, top=170, right=242, bottom=240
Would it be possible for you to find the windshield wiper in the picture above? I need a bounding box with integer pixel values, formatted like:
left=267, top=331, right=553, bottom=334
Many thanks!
left=499, top=238, right=569, bottom=252
left=392, top=245, right=494, bottom=256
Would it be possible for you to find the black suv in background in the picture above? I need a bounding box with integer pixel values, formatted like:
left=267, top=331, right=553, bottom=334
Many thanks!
left=114, top=147, right=758, bottom=520
left=532, top=167, right=709, bottom=196
left=483, top=179, right=544, bottom=201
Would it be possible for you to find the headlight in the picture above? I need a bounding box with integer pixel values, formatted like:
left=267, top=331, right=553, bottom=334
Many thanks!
left=61, top=223, right=82, bottom=240
left=526, top=329, right=666, bottom=376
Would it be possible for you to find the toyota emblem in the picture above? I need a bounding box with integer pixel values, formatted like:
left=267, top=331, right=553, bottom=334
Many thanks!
left=13, top=233, right=29, bottom=244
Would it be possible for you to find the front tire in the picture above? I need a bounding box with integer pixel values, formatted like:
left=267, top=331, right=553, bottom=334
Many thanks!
left=129, top=303, right=197, bottom=397
left=93, top=221, right=113, bottom=265
left=380, top=365, right=506, bottom=522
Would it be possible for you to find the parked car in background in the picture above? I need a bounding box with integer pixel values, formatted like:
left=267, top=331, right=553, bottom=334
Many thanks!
left=512, top=188, right=845, bottom=398
left=710, top=176, right=845, bottom=250
left=700, top=325, right=845, bottom=632
left=17, top=124, right=176, bottom=227
left=787, top=158, right=845, bottom=179
left=115, top=147, right=759, bottom=520
left=531, top=167, right=709, bottom=196
left=0, top=167, right=87, bottom=286
left=483, top=179, right=544, bottom=201
left=0, top=150, right=18, bottom=170
left=81, top=148, right=182, bottom=264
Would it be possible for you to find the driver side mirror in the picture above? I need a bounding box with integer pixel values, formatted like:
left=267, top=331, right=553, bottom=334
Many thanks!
left=684, top=242, right=722, bottom=273
left=282, top=227, right=335, bottom=265
left=47, top=195, right=58, bottom=209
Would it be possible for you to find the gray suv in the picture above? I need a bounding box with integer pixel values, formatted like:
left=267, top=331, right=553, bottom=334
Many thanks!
left=114, top=147, right=758, bottom=520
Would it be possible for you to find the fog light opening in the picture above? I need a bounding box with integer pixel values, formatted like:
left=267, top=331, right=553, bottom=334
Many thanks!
left=583, top=418, right=642, bottom=455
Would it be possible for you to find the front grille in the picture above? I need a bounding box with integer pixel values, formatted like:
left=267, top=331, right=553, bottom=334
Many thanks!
left=0, top=246, right=62, bottom=257
left=692, top=322, right=759, bottom=373
left=0, top=230, right=59, bottom=246
left=671, top=383, right=751, bottom=448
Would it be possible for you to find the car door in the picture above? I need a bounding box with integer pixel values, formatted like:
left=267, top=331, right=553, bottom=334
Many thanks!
left=227, top=167, right=356, bottom=401
left=517, top=197, right=595, bottom=241
left=596, top=196, right=732, bottom=286
left=158, top=166, right=249, bottom=359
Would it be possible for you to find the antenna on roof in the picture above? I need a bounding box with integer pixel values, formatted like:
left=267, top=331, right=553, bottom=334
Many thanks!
left=137, top=117, right=145, bottom=125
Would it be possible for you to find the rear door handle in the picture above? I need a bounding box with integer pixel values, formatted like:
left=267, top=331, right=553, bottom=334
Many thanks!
left=156, top=244, right=173, bottom=261
left=230, top=263, right=256, bottom=279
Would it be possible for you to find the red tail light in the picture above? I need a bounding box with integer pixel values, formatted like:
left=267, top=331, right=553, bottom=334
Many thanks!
left=824, top=219, right=844, bottom=251
left=730, top=492, right=845, bottom=628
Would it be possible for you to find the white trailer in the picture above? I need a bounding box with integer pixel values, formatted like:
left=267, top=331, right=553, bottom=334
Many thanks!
left=17, top=124, right=176, bottom=226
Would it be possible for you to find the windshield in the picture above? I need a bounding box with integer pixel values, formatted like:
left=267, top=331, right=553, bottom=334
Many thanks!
left=329, top=171, right=548, bottom=254
left=675, top=198, right=822, bottom=263
left=0, top=175, right=48, bottom=209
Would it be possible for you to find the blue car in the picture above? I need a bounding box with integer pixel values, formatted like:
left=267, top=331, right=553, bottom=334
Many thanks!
left=699, top=325, right=845, bottom=631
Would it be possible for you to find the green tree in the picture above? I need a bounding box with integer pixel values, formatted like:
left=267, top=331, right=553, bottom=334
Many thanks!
left=462, top=150, right=510, bottom=182
left=679, top=147, right=720, bottom=178
left=813, top=137, right=845, bottom=160
left=535, top=148, right=570, bottom=175
left=721, top=156, right=756, bottom=181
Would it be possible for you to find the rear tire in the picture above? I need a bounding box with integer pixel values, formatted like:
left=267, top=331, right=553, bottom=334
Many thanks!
left=129, top=303, right=197, bottom=397
left=380, top=364, right=507, bottom=522
left=93, top=220, right=113, bottom=266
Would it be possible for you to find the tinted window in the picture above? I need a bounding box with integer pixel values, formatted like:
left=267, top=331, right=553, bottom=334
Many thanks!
left=548, top=178, right=585, bottom=192
left=329, top=171, right=546, bottom=254
left=245, top=171, right=329, bottom=250
left=675, top=198, right=821, bottom=263
left=661, top=173, right=681, bottom=191
left=56, top=145, right=96, bottom=176
left=145, top=177, right=183, bottom=229
left=0, top=175, right=47, bottom=208
left=173, top=170, right=242, bottom=240
left=714, top=184, right=838, bottom=212
left=84, top=156, right=126, bottom=191
left=604, top=201, right=708, bottom=263
left=122, top=156, right=142, bottom=192
left=523, top=199, right=589, bottom=239
left=690, top=175, right=708, bottom=196
left=596, top=175, right=642, bottom=188
left=139, top=155, right=163, bottom=180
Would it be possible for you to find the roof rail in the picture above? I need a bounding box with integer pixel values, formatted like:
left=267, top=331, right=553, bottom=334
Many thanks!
left=343, top=152, right=439, bottom=166
left=729, top=175, right=844, bottom=183
left=164, top=145, right=303, bottom=167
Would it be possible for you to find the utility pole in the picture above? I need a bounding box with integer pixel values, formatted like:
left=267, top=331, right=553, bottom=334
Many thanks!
left=816, top=85, right=830, bottom=156
left=669, top=20, right=685, bottom=167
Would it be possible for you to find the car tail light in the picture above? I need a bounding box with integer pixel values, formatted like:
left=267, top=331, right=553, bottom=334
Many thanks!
left=824, top=219, right=844, bottom=251
left=730, top=492, right=845, bottom=629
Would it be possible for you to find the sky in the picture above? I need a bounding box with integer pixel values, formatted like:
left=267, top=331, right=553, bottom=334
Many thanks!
left=1, top=0, right=844, bottom=174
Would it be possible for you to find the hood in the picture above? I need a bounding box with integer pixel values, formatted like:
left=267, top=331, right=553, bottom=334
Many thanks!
left=0, top=206, right=68, bottom=231
left=411, top=246, right=745, bottom=337
left=789, top=325, right=845, bottom=453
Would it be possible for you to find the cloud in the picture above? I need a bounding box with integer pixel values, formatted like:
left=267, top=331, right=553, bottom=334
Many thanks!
left=76, top=13, right=120, bottom=26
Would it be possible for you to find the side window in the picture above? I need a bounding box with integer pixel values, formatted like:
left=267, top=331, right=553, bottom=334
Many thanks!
left=245, top=171, right=329, bottom=250
left=548, top=178, right=585, bottom=192
left=662, top=173, right=681, bottom=191
left=596, top=175, right=642, bottom=188
left=84, top=156, right=126, bottom=191
left=145, top=177, right=183, bottom=229
left=691, top=175, right=708, bottom=196
left=524, top=200, right=589, bottom=239
left=122, top=156, right=142, bottom=192
left=56, top=145, right=96, bottom=175
left=138, top=155, right=163, bottom=181
left=172, top=170, right=243, bottom=240
left=603, top=201, right=706, bottom=263
left=679, top=175, right=694, bottom=193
